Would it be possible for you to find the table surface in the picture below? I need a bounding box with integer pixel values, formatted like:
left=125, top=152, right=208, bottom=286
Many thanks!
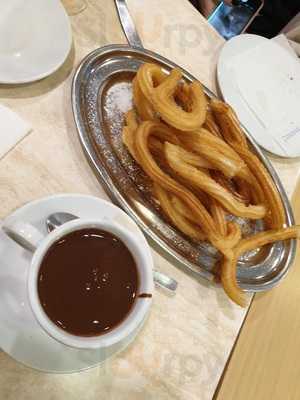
left=216, top=185, right=300, bottom=400
left=0, top=1, right=300, bottom=399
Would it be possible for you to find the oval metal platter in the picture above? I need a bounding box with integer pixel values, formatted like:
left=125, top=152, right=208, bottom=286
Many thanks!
left=72, top=44, right=296, bottom=292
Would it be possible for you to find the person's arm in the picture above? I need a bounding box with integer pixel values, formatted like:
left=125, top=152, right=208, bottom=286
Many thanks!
left=197, top=0, right=232, bottom=18
left=197, top=0, right=217, bottom=17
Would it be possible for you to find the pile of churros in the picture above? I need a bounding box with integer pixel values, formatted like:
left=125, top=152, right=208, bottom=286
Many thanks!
left=122, top=62, right=300, bottom=307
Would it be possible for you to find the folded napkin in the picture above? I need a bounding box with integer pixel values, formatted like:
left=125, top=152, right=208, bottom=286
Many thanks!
left=281, top=13, right=300, bottom=57
left=0, top=104, right=31, bottom=159
left=272, top=34, right=299, bottom=58
left=226, top=36, right=300, bottom=157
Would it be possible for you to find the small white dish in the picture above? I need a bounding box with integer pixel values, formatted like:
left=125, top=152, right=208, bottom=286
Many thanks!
left=0, top=194, right=152, bottom=373
left=0, top=0, right=72, bottom=84
left=218, top=34, right=300, bottom=158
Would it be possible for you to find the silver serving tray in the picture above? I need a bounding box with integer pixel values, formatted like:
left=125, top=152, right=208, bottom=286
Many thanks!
left=72, top=44, right=296, bottom=292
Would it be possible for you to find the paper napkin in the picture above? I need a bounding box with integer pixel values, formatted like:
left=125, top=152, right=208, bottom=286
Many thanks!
left=0, top=104, right=31, bottom=159
left=228, top=38, right=300, bottom=157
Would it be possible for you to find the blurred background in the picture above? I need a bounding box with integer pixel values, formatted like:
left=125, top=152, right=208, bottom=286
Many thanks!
left=189, top=0, right=300, bottom=39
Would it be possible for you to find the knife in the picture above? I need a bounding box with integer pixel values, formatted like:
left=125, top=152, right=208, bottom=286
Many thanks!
left=114, top=0, right=143, bottom=48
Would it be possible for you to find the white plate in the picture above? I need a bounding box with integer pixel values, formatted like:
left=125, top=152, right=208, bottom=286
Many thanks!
left=0, top=0, right=72, bottom=84
left=0, top=194, right=151, bottom=373
left=218, top=34, right=300, bottom=157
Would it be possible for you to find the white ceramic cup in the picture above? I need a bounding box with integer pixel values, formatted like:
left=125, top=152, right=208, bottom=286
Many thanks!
left=2, top=217, right=154, bottom=350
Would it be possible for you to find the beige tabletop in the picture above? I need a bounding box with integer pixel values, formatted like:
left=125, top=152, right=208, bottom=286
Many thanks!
left=0, top=1, right=299, bottom=399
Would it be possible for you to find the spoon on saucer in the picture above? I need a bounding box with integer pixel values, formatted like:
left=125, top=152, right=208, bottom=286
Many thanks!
left=46, top=212, right=178, bottom=293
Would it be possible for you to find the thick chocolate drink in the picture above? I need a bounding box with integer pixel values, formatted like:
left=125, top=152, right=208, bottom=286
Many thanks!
left=38, top=228, right=138, bottom=337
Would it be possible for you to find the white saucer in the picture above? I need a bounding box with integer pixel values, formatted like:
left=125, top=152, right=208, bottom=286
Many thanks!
left=218, top=34, right=300, bottom=158
left=0, top=0, right=72, bottom=84
left=0, top=194, right=151, bottom=373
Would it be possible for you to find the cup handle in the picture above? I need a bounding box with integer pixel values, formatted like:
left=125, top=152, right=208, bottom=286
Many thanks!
left=2, top=218, right=45, bottom=252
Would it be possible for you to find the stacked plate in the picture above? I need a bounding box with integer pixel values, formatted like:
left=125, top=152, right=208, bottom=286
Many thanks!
left=0, top=0, right=72, bottom=84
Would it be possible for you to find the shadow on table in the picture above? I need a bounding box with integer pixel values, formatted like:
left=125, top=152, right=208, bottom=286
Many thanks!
left=0, top=43, right=75, bottom=99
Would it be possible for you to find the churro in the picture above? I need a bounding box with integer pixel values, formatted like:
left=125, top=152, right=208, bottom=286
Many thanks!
left=120, top=63, right=294, bottom=307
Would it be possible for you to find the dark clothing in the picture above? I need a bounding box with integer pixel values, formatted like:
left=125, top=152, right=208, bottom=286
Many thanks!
left=189, top=0, right=200, bottom=9
left=247, top=0, right=300, bottom=38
